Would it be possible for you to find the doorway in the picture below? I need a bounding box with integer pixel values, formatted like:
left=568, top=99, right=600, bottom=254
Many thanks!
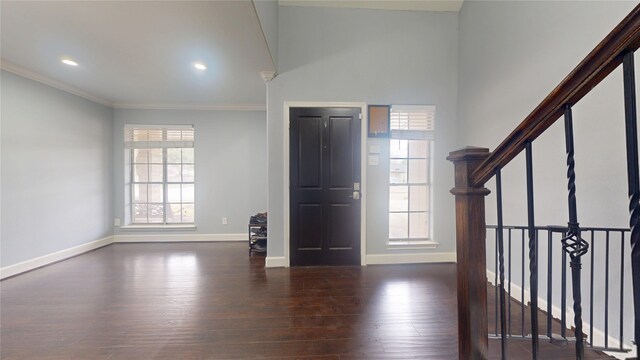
left=289, top=107, right=362, bottom=266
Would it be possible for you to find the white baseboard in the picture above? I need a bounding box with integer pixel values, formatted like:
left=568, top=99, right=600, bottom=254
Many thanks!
left=485, top=269, right=635, bottom=358
left=265, top=252, right=456, bottom=268
left=366, top=252, right=456, bottom=265
left=1, top=233, right=250, bottom=280
left=605, top=347, right=637, bottom=360
left=265, top=256, right=287, bottom=267
left=0, top=236, right=113, bottom=280
left=113, top=233, right=246, bottom=242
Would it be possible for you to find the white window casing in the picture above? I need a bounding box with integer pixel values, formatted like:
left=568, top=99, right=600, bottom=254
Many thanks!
left=124, top=125, right=195, bottom=225
left=388, top=105, right=435, bottom=246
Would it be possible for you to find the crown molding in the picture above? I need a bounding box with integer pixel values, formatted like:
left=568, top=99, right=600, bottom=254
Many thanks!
left=112, top=103, right=266, bottom=111
left=278, top=0, right=464, bottom=12
left=1, top=59, right=267, bottom=112
left=260, top=71, right=277, bottom=83
left=0, top=59, right=113, bottom=107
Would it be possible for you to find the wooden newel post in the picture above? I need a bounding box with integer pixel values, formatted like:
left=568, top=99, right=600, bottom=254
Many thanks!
left=447, top=147, right=491, bottom=360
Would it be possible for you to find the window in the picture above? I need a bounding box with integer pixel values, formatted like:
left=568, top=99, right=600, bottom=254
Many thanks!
left=125, top=126, right=195, bottom=224
left=388, top=105, right=435, bottom=245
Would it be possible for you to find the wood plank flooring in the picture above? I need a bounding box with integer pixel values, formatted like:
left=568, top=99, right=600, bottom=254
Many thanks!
left=0, top=243, right=614, bottom=359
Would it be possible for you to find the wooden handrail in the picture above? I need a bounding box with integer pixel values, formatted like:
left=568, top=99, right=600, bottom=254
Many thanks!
left=471, top=4, right=640, bottom=187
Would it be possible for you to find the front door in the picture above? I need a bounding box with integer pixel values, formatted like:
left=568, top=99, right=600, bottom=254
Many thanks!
left=289, top=107, right=361, bottom=266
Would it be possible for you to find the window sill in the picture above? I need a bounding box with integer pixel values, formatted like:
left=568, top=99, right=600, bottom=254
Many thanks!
left=119, top=224, right=197, bottom=231
left=387, top=240, right=439, bottom=250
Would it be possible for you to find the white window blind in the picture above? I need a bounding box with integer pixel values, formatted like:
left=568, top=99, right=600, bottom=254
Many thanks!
left=390, top=105, right=435, bottom=132
left=125, top=126, right=194, bottom=149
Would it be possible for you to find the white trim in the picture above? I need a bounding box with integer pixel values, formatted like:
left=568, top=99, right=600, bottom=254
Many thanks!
left=113, top=233, right=245, bottom=242
left=250, top=0, right=277, bottom=75
left=119, top=224, right=197, bottom=231
left=485, top=269, right=635, bottom=358
left=278, top=0, right=464, bottom=12
left=606, top=346, right=637, bottom=359
left=112, top=103, right=266, bottom=111
left=0, top=233, right=252, bottom=279
left=387, top=240, right=440, bottom=250
left=390, top=104, right=436, bottom=113
left=120, top=224, right=198, bottom=231
left=283, top=101, right=368, bottom=267
left=360, top=103, right=368, bottom=266
left=365, top=252, right=456, bottom=265
left=0, top=59, right=113, bottom=107
left=265, top=256, right=287, bottom=268
left=0, top=236, right=113, bottom=280
left=260, top=71, right=277, bottom=83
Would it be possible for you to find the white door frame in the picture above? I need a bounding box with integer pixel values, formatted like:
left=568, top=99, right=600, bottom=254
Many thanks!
left=284, top=101, right=368, bottom=267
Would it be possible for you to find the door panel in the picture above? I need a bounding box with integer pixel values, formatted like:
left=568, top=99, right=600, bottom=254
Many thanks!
left=329, top=117, right=352, bottom=188
left=290, top=107, right=361, bottom=266
left=297, top=204, right=322, bottom=249
left=298, top=117, right=322, bottom=188
left=328, top=203, right=353, bottom=249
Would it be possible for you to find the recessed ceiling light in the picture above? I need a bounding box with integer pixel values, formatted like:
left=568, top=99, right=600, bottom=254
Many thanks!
left=61, top=59, right=78, bottom=66
left=193, top=62, right=206, bottom=70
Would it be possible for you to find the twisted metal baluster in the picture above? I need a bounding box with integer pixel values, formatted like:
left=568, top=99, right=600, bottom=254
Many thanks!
left=496, top=169, right=507, bottom=359
left=561, top=105, right=588, bottom=360
left=525, top=141, right=539, bottom=359
left=623, top=51, right=640, bottom=355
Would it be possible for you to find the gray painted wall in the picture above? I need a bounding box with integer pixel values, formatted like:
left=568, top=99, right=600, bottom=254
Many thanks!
left=1, top=70, right=113, bottom=266
left=458, top=0, right=637, bottom=349
left=112, top=109, right=268, bottom=235
left=267, top=7, right=460, bottom=259
left=253, top=0, right=279, bottom=70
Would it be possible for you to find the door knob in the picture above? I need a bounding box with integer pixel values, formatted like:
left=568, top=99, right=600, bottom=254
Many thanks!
left=349, top=191, right=360, bottom=200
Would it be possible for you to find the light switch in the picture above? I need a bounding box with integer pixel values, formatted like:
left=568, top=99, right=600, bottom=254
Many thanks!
left=368, top=154, right=379, bottom=166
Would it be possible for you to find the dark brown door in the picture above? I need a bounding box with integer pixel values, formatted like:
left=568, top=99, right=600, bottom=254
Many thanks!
left=290, top=107, right=361, bottom=266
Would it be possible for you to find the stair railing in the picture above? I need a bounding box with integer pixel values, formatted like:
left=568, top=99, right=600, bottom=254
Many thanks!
left=448, top=4, right=640, bottom=359
left=486, top=225, right=631, bottom=354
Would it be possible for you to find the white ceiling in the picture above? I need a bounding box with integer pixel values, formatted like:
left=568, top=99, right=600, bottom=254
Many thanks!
left=1, top=1, right=274, bottom=109
left=279, top=0, right=464, bottom=12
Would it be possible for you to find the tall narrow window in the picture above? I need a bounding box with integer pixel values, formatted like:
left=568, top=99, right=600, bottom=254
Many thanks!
left=125, top=125, right=195, bottom=224
left=388, top=105, right=435, bottom=245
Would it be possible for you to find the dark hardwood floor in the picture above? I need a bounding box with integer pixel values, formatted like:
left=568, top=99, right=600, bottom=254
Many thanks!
left=0, top=243, right=614, bottom=359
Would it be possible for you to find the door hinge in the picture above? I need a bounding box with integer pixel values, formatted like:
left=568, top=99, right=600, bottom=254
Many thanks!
left=358, top=113, right=362, bottom=120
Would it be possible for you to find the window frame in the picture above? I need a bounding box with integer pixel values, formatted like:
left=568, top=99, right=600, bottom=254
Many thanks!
left=387, top=105, right=436, bottom=247
left=388, top=139, right=434, bottom=243
left=126, top=125, right=195, bottom=226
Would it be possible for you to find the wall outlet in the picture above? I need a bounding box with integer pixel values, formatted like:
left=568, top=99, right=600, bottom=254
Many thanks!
left=114, top=218, right=121, bottom=227
left=222, top=217, right=228, bottom=225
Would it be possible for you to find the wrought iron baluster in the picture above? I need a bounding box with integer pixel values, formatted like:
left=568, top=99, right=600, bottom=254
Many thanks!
left=620, top=231, right=625, bottom=351
left=496, top=169, right=507, bottom=358
left=561, top=105, right=588, bottom=359
left=605, top=231, right=610, bottom=349
left=509, top=228, right=513, bottom=336
left=622, top=50, right=640, bottom=356
left=495, top=229, right=499, bottom=336
left=589, top=230, right=595, bottom=348
left=525, top=141, right=539, bottom=359
left=547, top=229, right=553, bottom=339
left=562, top=232, right=567, bottom=340
left=522, top=229, right=525, bottom=338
